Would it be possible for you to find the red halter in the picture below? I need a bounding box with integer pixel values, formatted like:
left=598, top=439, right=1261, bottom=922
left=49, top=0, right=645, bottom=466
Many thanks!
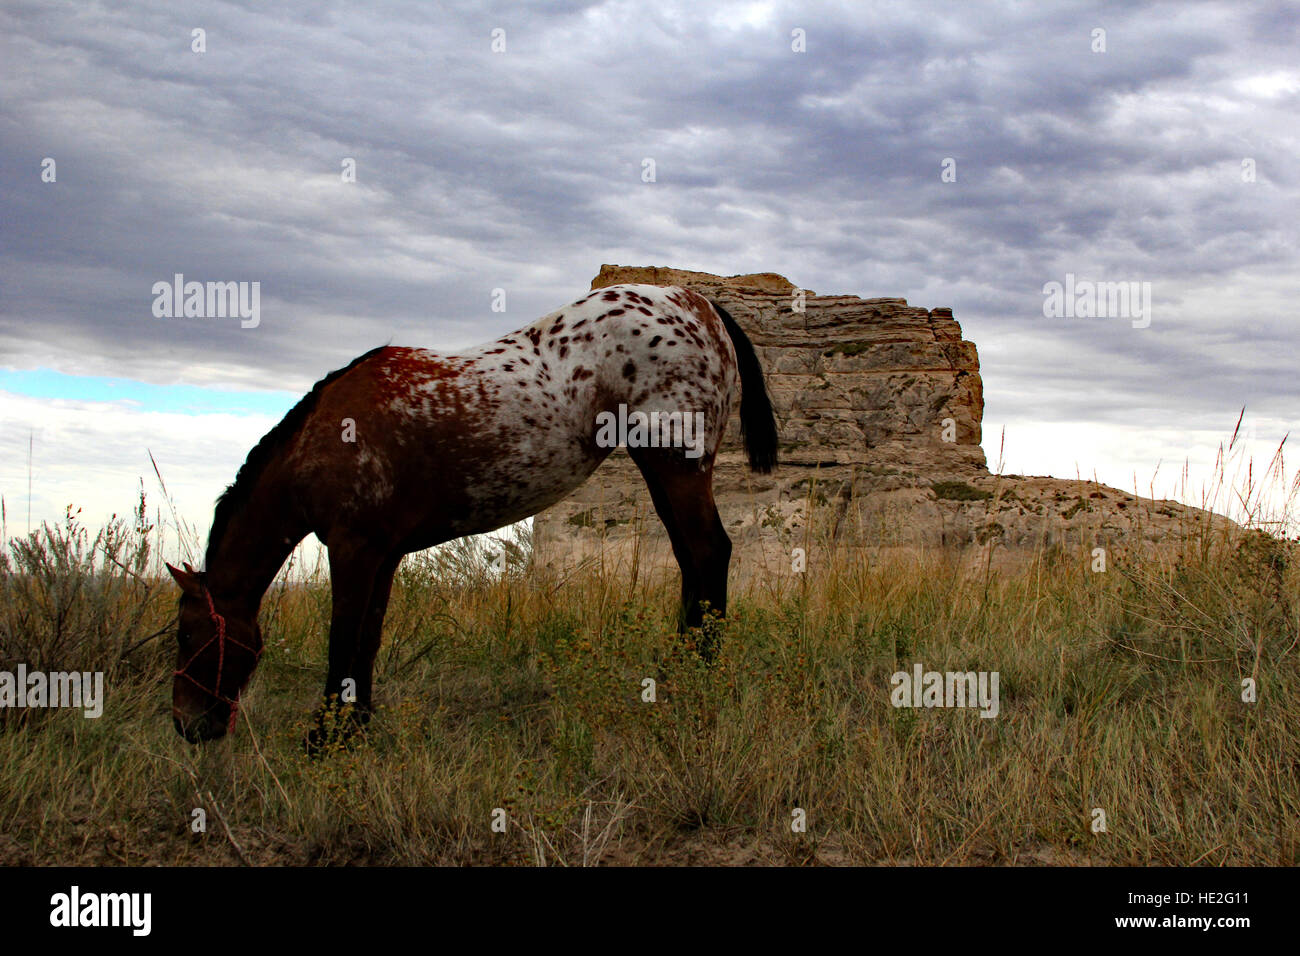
left=173, top=589, right=261, bottom=734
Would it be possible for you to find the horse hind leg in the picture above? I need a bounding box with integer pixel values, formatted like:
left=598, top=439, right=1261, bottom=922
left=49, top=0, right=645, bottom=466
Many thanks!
left=630, top=448, right=733, bottom=657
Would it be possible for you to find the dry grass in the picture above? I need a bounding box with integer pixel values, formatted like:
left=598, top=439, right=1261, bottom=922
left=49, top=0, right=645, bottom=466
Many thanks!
left=0, top=438, right=1297, bottom=866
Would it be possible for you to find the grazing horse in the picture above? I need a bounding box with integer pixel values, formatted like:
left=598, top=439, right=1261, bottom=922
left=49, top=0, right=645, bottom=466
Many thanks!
left=167, top=284, right=778, bottom=744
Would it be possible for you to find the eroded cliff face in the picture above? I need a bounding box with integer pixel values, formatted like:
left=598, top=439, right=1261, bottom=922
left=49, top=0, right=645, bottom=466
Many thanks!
left=532, top=265, right=1225, bottom=576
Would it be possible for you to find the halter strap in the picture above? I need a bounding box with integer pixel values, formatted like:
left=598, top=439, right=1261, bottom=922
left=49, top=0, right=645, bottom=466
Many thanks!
left=173, top=588, right=261, bottom=733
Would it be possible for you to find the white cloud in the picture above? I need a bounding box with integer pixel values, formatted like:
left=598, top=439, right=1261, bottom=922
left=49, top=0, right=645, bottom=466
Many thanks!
left=0, top=391, right=274, bottom=559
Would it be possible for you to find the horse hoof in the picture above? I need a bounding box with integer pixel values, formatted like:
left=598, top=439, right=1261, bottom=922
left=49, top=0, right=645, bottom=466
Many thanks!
left=303, top=703, right=371, bottom=757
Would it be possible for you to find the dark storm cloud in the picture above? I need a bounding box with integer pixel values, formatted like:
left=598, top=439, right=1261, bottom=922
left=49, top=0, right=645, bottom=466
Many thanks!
left=1, top=0, right=1296, bottom=433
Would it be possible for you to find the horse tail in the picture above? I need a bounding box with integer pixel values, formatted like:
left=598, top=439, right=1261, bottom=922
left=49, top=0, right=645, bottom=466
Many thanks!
left=712, top=299, right=778, bottom=474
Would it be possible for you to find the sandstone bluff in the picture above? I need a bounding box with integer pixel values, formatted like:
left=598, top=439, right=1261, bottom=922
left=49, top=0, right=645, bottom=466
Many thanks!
left=533, top=265, right=1222, bottom=575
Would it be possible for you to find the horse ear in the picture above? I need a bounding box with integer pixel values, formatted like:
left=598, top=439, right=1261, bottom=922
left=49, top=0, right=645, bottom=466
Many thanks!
left=166, top=562, right=203, bottom=598
left=183, top=562, right=195, bottom=573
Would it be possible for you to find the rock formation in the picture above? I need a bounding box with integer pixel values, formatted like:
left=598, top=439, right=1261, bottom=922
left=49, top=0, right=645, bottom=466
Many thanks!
left=531, top=265, right=1227, bottom=577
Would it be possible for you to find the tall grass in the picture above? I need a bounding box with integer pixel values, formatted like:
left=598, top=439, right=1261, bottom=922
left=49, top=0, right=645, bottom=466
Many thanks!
left=0, top=438, right=1295, bottom=866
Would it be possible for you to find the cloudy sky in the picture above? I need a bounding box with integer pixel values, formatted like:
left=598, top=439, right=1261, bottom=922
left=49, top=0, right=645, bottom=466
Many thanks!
left=2, top=0, right=1297, bottom=550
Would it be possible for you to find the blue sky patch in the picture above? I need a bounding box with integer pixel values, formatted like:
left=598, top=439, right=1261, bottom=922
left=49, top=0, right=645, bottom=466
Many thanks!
left=0, top=368, right=298, bottom=418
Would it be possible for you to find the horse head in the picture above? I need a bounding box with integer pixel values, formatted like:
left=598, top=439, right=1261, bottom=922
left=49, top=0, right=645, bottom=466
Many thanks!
left=167, top=562, right=263, bottom=742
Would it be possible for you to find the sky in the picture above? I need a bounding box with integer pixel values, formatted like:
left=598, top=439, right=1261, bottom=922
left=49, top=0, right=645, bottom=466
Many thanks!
left=2, top=0, right=1298, bottom=552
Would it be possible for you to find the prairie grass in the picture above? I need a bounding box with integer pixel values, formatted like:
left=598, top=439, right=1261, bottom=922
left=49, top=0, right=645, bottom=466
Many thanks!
left=0, top=438, right=1297, bottom=866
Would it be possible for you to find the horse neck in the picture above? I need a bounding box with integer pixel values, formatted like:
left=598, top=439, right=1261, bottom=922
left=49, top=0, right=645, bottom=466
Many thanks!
left=204, top=480, right=305, bottom=616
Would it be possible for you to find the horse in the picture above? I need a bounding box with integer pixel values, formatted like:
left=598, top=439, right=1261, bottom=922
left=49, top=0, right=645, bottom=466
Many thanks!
left=167, top=284, right=778, bottom=745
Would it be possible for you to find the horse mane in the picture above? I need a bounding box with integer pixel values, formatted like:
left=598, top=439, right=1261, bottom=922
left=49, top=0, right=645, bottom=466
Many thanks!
left=205, top=345, right=387, bottom=567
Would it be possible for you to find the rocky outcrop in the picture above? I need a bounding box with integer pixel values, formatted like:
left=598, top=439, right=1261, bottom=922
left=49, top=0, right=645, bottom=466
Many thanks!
left=531, top=266, right=1229, bottom=576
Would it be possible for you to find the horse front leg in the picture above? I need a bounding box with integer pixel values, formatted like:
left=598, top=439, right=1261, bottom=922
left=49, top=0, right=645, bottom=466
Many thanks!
left=306, top=541, right=387, bottom=754
left=350, top=552, right=402, bottom=720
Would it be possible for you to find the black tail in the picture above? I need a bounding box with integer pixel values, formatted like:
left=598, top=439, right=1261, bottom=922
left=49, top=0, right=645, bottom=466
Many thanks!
left=712, top=299, right=778, bottom=474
